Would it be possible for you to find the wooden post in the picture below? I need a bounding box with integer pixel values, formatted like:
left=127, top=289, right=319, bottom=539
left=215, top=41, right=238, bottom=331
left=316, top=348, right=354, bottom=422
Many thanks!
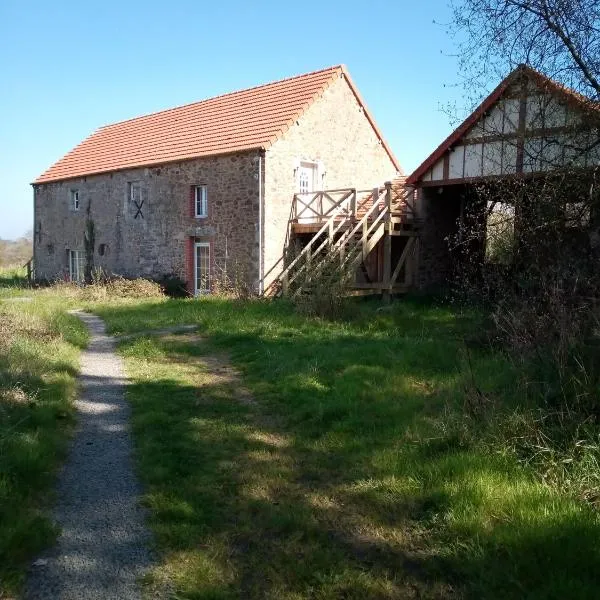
left=405, top=239, right=413, bottom=285
left=413, top=237, right=420, bottom=289
left=382, top=181, right=392, bottom=302
left=282, top=272, right=289, bottom=296
left=350, top=189, right=357, bottom=219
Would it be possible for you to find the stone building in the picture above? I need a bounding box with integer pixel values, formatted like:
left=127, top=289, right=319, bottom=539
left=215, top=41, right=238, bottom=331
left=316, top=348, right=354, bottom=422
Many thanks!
left=32, top=65, right=401, bottom=294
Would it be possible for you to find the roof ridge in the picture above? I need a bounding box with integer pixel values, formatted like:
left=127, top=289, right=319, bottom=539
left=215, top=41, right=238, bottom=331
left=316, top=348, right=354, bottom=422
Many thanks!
left=517, top=63, right=600, bottom=108
left=99, top=65, right=344, bottom=130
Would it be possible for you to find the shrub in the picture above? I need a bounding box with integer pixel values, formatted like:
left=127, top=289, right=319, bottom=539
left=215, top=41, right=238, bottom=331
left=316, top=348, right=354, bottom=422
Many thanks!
left=156, top=274, right=188, bottom=298
left=291, top=258, right=355, bottom=320
left=41, top=275, right=165, bottom=301
left=211, top=260, right=253, bottom=299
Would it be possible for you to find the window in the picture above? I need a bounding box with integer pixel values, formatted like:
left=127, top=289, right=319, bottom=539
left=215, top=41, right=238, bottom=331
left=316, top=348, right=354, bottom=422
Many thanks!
left=129, top=181, right=141, bottom=203
left=194, top=185, right=208, bottom=218
left=70, top=189, right=80, bottom=211
left=128, top=181, right=144, bottom=218
left=194, top=242, right=211, bottom=295
left=68, top=250, right=85, bottom=282
left=297, top=162, right=318, bottom=194
left=295, top=160, right=324, bottom=194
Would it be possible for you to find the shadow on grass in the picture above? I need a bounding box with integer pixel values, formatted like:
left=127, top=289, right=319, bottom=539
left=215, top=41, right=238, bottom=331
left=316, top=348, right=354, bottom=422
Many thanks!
left=113, top=307, right=600, bottom=600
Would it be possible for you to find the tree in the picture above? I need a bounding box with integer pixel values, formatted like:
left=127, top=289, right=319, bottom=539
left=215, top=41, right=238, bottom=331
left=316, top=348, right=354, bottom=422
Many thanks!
left=449, top=0, right=600, bottom=109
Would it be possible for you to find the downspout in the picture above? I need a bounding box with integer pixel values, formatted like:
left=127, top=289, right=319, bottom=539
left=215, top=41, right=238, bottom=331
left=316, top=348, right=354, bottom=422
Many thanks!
left=258, top=150, right=264, bottom=294
left=31, top=184, right=36, bottom=283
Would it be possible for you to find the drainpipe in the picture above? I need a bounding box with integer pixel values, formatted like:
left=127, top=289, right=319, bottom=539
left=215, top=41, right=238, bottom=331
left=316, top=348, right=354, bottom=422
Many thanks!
left=258, top=150, right=264, bottom=295
left=31, top=184, right=36, bottom=283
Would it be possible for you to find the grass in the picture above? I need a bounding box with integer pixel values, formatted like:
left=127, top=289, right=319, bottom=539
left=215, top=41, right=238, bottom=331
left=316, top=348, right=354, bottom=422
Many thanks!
left=93, top=296, right=600, bottom=599
left=0, top=295, right=88, bottom=596
left=0, top=266, right=30, bottom=298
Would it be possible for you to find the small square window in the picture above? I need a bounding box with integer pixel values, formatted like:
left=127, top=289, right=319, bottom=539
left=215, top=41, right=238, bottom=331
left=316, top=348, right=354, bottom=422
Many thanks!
left=129, top=181, right=141, bottom=204
left=194, top=185, right=208, bottom=218
left=70, top=189, right=80, bottom=211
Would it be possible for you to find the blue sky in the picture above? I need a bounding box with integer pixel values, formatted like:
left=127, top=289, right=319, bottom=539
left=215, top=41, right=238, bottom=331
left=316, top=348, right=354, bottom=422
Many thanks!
left=0, top=0, right=465, bottom=240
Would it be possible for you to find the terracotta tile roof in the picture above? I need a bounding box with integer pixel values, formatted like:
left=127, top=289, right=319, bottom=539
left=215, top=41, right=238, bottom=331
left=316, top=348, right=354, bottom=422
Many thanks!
left=407, top=64, right=600, bottom=185
left=35, top=65, right=400, bottom=184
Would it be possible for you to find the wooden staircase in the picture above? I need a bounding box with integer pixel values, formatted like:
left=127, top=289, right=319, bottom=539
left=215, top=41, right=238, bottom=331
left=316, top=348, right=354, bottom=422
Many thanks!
left=264, top=181, right=421, bottom=297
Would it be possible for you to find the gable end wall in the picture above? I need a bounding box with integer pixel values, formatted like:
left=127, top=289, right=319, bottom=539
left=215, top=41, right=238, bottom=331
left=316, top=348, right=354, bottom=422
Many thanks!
left=262, top=73, right=400, bottom=285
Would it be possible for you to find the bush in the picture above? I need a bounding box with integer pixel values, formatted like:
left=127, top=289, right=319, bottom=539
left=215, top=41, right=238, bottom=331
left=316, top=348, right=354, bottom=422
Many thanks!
left=156, top=274, right=188, bottom=298
left=211, top=260, right=253, bottom=299
left=291, top=259, right=355, bottom=320
left=41, top=275, right=165, bottom=301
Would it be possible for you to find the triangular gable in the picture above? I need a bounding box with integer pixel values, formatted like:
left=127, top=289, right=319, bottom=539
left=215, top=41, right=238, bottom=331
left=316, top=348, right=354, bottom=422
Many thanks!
left=407, top=64, right=599, bottom=185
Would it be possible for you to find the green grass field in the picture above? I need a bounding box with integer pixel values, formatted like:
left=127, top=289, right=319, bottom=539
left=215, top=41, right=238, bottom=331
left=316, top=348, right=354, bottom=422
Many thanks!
left=2, top=281, right=598, bottom=599
left=0, top=295, right=87, bottom=595
left=93, top=297, right=600, bottom=600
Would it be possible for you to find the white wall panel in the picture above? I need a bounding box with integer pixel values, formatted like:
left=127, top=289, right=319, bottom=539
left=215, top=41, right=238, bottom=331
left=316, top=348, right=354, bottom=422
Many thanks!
left=449, top=145, right=465, bottom=178
left=482, top=141, right=503, bottom=175
left=502, top=141, right=518, bottom=174
left=564, top=131, right=590, bottom=167
left=485, top=104, right=504, bottom=136
left=503, top=98, right=520, bottom=133
left=431, top=158, right=444, bottom=180
left=464, top=144, right=483, bottom=177
left=523, top=138, right=542, bottom=172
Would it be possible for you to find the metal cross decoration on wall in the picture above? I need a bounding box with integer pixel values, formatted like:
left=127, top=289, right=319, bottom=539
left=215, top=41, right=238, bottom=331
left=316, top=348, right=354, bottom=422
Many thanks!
left=134, top=200, right=144, bottom=219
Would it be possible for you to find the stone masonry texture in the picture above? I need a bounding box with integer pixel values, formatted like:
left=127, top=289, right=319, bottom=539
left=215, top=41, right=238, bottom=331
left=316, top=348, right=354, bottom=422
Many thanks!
left=34, top=72, right=399, bottom=292
left=263, top=72, right=400, bottom=288
left=34, top=152, right=261, bottom=290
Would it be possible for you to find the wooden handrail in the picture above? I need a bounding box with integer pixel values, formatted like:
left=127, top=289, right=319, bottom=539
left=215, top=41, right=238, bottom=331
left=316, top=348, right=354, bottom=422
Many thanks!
left=264, top=184, right=419, bottom=297
left=293, top=189, right=355, bottom=221
left=278, top=192, right=357, bottom=285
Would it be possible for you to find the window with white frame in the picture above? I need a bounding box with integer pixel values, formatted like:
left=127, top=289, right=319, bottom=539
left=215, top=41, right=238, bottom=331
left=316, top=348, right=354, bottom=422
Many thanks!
left=70, top=189, right=80, bottom=211
left=68, top=250, right=85, bottom=282
left=194, top=242, right=211, bottom=294
left=295, top=160, right=325, bottom=194
left=128, top=181, right=144, bottom=219
left=194, top=185, right=208, bottom=218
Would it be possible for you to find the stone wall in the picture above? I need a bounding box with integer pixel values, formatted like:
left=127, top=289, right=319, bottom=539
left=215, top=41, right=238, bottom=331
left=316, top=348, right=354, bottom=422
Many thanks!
left=262, top=72, right=401, bottom=287
left=33, top=152, right=261, bottom=291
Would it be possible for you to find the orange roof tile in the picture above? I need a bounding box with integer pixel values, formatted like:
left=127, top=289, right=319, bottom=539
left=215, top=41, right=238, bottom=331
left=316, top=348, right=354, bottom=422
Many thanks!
left=35, top=65, right=400, bottom=184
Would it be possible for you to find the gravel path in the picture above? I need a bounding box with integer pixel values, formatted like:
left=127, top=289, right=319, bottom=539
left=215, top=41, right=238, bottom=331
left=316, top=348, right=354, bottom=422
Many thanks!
left=25, top=311, right=152, bottom=600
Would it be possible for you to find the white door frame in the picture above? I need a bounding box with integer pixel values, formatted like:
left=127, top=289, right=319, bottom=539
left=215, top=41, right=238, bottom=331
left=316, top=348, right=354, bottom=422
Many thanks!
left=194, top=242, right=211, bottom=295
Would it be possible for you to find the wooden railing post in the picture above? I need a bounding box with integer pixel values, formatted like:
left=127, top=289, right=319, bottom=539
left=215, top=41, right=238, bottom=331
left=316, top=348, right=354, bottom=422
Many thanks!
left=382, top=181, right=393, bottom=300
left=319, top=193, right=324, bottom=222
left=350, top=189, right=357, bottom=219
left=282, top=272, right=289, bottom=295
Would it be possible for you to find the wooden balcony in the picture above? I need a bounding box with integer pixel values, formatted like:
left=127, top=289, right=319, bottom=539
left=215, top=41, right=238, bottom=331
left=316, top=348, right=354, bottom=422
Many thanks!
left=291, top=184, right=420, bottom=235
